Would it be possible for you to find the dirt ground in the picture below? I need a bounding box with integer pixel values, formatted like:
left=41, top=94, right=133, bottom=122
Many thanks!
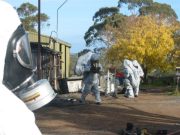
left=35, top=88, right=180, bottom=135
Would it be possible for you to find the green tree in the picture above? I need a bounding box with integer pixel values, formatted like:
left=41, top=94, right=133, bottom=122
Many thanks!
left=84, top=0, right=178, bottom=48
left=118, top=0, right=153, bottom=12
left=84, top=0, right=180, bottom=74
left=93, top=7, right=119, bottom=23
left=170, top=29, right=180, bottom=66
left=84, top=7, right=125, bottom=47
left=69, top=53, right=78, bottom=76
left=17, top=2, right=49, bottom=32
left=139, top=2, right=178, bottom=19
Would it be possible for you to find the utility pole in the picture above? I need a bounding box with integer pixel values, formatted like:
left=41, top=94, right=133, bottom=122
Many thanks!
left=37, top=0, right=42, bottom=79
left=56, top=0, right=68, bottom=38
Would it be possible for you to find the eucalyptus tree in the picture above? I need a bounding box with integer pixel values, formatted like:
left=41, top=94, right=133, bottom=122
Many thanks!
left=118, top=0, right=153, bottom=14
left=84, top=7, right=125, bottom=48
left=139, top=2, right=177, bottom=20
left=17, top=2, right=49, bottom=32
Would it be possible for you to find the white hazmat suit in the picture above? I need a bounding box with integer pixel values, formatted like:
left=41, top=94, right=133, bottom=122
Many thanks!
left=132, top=60, right=144, bottom=96
left=74, top=51, right=94, bottom=76
left=0, top=1, right=42, bottom=134
left=75, top=51, right=102, bottom=104
left=123, top=59, right=138, bottom=98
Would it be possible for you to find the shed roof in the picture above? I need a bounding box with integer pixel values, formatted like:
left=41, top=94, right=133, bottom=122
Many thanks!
left=28, top=31, right=71, bottom=48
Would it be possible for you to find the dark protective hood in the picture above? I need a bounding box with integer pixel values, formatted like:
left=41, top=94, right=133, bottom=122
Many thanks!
left=3, top=25, right=34, bottom=91
left=90, top=53, right=100, bottom=62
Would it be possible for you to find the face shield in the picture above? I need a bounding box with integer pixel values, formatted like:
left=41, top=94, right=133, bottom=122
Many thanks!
left=132, top=60, right=139, bottom=69
left=3, top=25, right=56, bottom=111
left=16, top=33, right=33, bottom=69
left=90, top=53, right=101, bottom=73
left=3, top=25, right=34, bottom=90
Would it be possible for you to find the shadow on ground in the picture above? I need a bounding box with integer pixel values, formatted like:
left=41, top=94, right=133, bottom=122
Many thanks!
left=35, top=93, right=180, bottom=135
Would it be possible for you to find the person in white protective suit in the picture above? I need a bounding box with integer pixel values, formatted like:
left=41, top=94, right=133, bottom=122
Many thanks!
left=0, top=1, right=42, bottom=134
left=123, top=59, right=138, bottom=98
left=75, top=51, right=103, bottom=104
left=132, top=60, right=144, bottom=97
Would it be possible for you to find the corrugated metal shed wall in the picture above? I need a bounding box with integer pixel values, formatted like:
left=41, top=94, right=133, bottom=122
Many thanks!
left=28, top=31, right=71, bottom=78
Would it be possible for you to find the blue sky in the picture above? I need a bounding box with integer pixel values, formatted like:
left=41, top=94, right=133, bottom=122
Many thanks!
left=6, top=0, right=180, bottom=53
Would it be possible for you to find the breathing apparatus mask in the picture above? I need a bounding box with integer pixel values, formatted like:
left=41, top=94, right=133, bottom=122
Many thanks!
left=3, top=25, right=56, bottom=111
left=90, top=53, right=101, bottom=73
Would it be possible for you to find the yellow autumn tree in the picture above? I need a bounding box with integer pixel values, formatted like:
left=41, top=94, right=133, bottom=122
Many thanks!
left=107, top=16, right=175, bottom=79
left=172, top=20, right=180, bottom=67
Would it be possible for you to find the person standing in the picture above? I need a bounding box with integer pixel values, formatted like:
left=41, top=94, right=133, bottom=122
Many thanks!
left=75, top=51, right=103, bottom=104
left=123, top=59, right=138, bottom=98
left=132, top=60, right=144, bottom=97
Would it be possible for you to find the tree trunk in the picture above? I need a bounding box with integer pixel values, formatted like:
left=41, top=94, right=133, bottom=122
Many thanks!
left=142, top=65, right=148, bottom=84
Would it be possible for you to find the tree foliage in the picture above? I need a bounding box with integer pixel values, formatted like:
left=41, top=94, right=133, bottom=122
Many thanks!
left=84, top=7, right=125, bottom=47
left=171, top=29, right=180, bottom=66
left=85, top=0, right=178, bottom=48
left=70, top=53, right=78, bottom=76
left=83, top=0, right=180, bottom=73
left=93, top=7, right=119, bottom=23
left=139, top=2, right=178, bottom=19
left=107, top=16, right=175, bottom=78
left=118, top=0, right=153, bottom=10
left=17, top=2, right=49, bottom=32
